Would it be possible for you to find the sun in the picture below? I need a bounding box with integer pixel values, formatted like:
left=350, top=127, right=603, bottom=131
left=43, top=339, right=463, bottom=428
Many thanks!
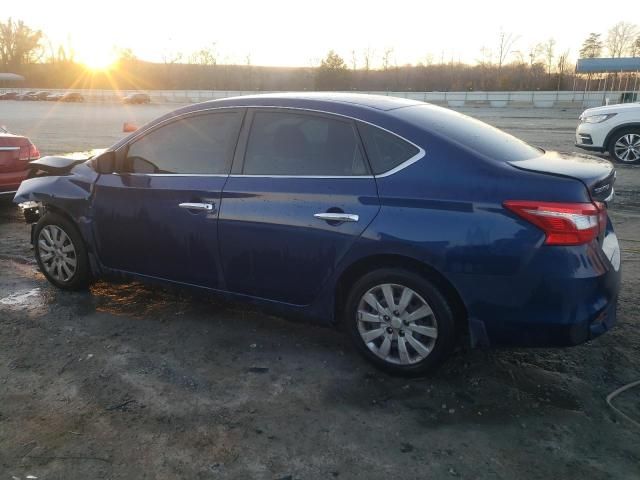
left=80, top=51, right=118, bottom=72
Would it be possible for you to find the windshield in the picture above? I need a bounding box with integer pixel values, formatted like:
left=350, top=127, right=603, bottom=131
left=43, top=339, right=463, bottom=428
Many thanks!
left=396, top=104, right=542, bottom=162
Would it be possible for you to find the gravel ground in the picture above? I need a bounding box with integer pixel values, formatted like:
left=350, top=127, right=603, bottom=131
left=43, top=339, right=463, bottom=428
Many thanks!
left=0, top=102, right=639, bottom=480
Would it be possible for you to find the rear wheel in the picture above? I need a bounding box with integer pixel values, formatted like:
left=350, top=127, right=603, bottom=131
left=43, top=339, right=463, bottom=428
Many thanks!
left=609, top=128, right=640, bottom=164
left=34, top=212, right=91, bottom=290
left=344, top=268, right=457, bottom=376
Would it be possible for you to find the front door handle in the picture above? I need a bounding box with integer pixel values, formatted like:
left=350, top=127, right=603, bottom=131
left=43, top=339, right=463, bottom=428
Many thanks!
left=179, top=202, right=214, bottom=211
left=314, top=212, right=359, bottom=223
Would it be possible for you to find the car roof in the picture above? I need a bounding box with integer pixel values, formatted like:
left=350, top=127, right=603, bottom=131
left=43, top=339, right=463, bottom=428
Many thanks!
left=111, top=93, right=443, bottom=152
left=177, top=92, right=423, bottom=115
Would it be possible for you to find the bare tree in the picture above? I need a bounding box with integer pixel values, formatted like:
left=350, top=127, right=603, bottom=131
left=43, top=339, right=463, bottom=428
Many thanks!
left=350, top=49, right=357, bottom=70
left=381, top=47, right=394, bottom=71
left=556, top=49, right=571, bottom=90
left=527, top=43, right=543, bottom=67
left=116, top=47, right=137, bottom=63
left=43, top=36, right=58, bottom=64
left=362, top=47, right=374, bottom=72
left=543, top=38, right=556, bottom=77
left=512, top=50, right=526, bottom=65
left=477, top=46, right=492, bottom=67
left=606, top=22, right=638, bottom=57
left=496, top=30, right=519, bottom=72
left=162, top=49, right=183, bottom=65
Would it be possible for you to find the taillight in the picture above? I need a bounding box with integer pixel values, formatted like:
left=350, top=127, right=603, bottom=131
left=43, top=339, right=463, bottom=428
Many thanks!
left=18, top=143, right=39, bottom=161
left=29, top=144, right=40, bottom=160
left=504, top=200, right=605, bottom=246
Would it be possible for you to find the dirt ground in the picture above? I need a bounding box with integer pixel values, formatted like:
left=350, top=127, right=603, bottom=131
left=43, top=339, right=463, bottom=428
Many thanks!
left=1, top=102, right=639, bottom=480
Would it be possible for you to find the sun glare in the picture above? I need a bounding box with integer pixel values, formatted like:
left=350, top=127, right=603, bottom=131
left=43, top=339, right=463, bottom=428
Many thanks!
left=81, top=51, right=117, bottom=72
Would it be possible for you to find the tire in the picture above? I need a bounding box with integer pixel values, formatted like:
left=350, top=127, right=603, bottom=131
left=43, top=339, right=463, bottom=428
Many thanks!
left=343, top=268, right=458, bottom=376
left=608, top=128, right=640, bottom=164
left=34, top=212, right=91, bottom=290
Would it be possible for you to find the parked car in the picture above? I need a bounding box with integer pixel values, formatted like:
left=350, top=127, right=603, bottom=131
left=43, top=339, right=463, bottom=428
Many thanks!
left=0, top=92, right=19, bottom=100
left=33, top=91, right=51, bottom=101
left=576, top=102, right=640, bottom=164
left=45, top=93, right=63, bottom=101
left=61, top=92, right=85, bottom=102
left=122, top=93, right=151, bottom=104
left=0, top=126, right=40, bottom=197
left=17, top=91, right=38, bottom=101
left=13, top=94, right=620, bottom=375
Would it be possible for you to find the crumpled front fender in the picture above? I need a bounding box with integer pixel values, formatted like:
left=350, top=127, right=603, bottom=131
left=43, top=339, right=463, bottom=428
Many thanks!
left=13, top=161, right=102, bottom=275
left=13, top=162, right=97, bottom=207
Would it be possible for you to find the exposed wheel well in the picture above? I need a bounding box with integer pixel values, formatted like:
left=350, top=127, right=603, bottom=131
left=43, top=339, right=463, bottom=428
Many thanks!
left=334, top=254, right=468, bottom=330
left=604, top=124, right=640, bottom=150
left=41, top=204, right=76, bottom=227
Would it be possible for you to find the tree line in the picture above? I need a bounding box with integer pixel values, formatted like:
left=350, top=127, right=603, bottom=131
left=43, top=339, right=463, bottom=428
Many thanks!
left=1, top=18, right=639, bottom=91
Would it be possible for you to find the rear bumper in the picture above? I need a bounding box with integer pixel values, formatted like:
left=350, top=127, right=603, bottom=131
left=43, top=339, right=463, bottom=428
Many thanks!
left=460, top=232, right=621, bottom=348
left=470, top=289, right=618, bottom=347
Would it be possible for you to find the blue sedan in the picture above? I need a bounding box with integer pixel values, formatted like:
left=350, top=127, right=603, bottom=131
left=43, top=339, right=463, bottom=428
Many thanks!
left=14, top=93, right=621, bottom=375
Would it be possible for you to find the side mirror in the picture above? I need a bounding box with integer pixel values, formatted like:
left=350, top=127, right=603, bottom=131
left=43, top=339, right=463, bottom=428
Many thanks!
left=93, top=151, right=116, bottom=174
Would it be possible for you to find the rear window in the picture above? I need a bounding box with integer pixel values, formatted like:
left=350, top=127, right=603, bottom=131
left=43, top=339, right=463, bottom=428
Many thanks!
left=357, top=122, right=420, bottom=174
left=395, top=104, right=542, bottom=162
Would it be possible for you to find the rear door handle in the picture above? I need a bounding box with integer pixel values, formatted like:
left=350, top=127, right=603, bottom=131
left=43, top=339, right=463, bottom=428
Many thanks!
left=314, top=212, right=359, bottom=222
left=179, top=202, right=214, bottom=211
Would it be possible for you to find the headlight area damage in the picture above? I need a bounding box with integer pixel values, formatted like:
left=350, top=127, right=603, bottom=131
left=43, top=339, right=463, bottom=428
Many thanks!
left=14, top=155, right=98, bottom=260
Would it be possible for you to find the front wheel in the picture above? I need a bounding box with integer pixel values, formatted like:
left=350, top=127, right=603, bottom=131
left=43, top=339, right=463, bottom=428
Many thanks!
left=609, top=128, right=640, bottom=164
left=343, top=268, right=458, bottom=376
left=34, top=212, right=91, bottom=290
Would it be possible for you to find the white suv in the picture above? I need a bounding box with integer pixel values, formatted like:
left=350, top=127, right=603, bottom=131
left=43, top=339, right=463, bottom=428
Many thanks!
left=576, top=102, right=640, bottom=164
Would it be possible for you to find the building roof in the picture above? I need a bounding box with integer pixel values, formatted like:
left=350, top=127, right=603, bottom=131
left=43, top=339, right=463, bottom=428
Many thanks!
left=576, top=57, right=640, bottom=73
left=0, top=73, right=25, bottom=82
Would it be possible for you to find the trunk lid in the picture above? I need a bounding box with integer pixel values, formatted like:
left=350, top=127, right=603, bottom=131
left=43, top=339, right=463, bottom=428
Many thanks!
left=508, top=151, right=615, bottom=202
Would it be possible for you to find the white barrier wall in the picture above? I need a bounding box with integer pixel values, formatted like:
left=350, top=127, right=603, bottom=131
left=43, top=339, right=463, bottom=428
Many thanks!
left=0, top=88, right=636, bottom=107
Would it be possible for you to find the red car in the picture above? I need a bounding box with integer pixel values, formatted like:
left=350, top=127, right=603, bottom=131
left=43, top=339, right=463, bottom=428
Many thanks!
left=0, top=126, right=40, bottom=196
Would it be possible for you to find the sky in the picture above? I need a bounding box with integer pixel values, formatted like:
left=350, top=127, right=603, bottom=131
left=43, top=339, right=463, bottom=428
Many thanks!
left=3, top=0, right=637, bottom=69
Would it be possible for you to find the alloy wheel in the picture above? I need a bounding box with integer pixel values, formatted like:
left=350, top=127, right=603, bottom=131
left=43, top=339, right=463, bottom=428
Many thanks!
left=614, top=133, right=640, bottom=163
left=38, top=225, right=78, bottom=283
left=356, top=283, right=438, bottom=365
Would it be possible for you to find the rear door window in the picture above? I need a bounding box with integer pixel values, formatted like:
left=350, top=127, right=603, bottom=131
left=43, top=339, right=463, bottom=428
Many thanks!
left=243, top=111, right=369, bottom=176
left=357, top=122, right=420, bottom=174
left=125, top=111, right=242, bottom=174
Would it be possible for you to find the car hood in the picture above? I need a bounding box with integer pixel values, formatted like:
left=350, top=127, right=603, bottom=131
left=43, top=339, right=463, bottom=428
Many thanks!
left=29, top=155, right=88, bottom=174
left=28, top=149, right=106, bottom=175
left=580, top=102, right=640, bottom=117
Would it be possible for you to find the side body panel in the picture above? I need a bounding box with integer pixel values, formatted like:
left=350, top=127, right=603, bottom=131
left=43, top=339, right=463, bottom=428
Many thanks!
left=91, top=174, right=227, bottom=288
left=218, top=176, right=380, bottom=305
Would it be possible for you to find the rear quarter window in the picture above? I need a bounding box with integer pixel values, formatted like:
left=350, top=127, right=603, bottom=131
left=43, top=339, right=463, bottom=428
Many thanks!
left=357, top=122, right=420, bottom=174
left=395, top=104, right=542, bottom=162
